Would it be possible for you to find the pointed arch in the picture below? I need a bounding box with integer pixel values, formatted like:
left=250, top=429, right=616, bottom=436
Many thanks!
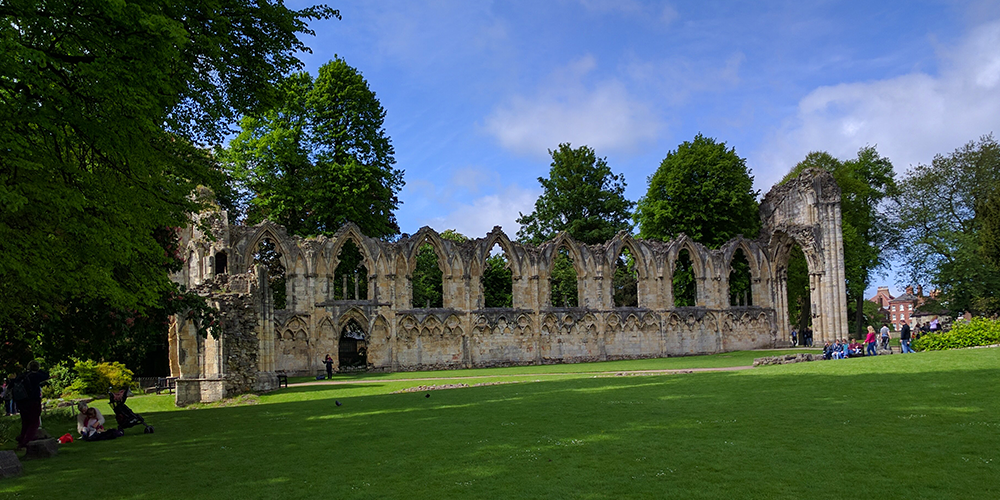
left=545, top=232, right=587, bottom=277
left=329, top=224, right=377, bottom=278
left=241, top=222, right=294, bottom=272
left=407, top=227, right=454, bottom=276
left=480, top=228, right=521, bottom=278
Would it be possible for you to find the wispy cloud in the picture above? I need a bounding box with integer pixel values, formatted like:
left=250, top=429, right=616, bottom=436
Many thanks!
left=484, top=55, right=661, bottom=157
left=757, top=19, right=1000, bottom=188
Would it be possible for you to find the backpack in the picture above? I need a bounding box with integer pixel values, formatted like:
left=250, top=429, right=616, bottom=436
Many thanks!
left=9, top=377, right=29, bottom=402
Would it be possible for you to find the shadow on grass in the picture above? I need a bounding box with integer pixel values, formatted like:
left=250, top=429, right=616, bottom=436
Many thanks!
left=4, top=351, right=999, bottom=499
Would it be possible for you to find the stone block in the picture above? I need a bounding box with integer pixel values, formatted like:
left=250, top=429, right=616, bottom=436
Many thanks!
left=0, top=450, right=22, bottom=479
left=34, top=427, right=50, bottom=440
left=25, top=438, right=59, bottom=459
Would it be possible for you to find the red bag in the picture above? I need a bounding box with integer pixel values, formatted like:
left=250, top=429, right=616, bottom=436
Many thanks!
left=58, top=433, right=74, bottom=444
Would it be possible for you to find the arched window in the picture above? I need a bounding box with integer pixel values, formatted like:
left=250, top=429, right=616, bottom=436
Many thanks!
left=672, top=249, right=696, bottom=307
left=550, top=246, right=578, bottom=307
left=612, top=247, right=638, bottom=308
left=338, top=319, right=368, bottom=369
left=411, top=240, right=443, bottom=308
left=334, top=240, right=368, bottom=300
left=786, top=243, right=810, bottom=338
left=729, top=248, right=752, bottom=306
left=253, top=238, right=286, bottom=309
left=214, top=251, right=228, bottom=275
left=482, top=243, right=512, bottom=308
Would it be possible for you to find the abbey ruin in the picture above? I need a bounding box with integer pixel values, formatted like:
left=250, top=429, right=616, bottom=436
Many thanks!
left=168, top=168, right=848, bottom=405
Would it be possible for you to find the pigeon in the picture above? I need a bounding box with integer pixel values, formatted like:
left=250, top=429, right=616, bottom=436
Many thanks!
left=335, top=400, right=342, bottom=406
left=425, top=393, right=431, bottom=398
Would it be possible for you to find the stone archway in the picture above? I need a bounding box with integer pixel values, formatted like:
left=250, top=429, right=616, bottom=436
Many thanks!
left=338, top=318, right=368, bottom=370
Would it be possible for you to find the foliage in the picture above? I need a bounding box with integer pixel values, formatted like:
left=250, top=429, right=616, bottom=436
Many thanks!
left=781, top=147, right=897, bottom=336
left=912, top=317, right=1000, bottom=351
left=223, top=58, right=404, bottom=238
left=845, top=299, right=884, bottom=339
left=517, top=144, right=634, bottom=245
left=892, top=135, right=1000, bottom=316
left=612, top=248, right=638, bottom=307
left=729, top=250, right=752, bottom=306
left=635, top=134, right=760, bottom=248
left=786, top=245, right=810, bottom=329
left=334, top=240, right=368, bottom=301
left=253, top=238, right=288, bottom=309
left=412, top=244, right=444, bottom=308
left=482, top=253, right=513, bottom=308
left=67, top=360, right=135, bottom=396
left=41, top=362, right=75, bottom=399
left=673, top=250, right=697, bottom=307
left=0, top=0, right=336, bottom=371
left=550, top=248, right=579, bottom=307
left=411, top=231, right=466, bottom=309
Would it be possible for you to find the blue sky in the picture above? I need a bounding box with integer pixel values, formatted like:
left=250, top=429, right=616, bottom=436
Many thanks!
left=284, top=0, right=1000, bottom=294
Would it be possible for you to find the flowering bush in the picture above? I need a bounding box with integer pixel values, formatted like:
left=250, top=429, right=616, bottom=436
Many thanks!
left=912, top=317, right=1000, bottom=351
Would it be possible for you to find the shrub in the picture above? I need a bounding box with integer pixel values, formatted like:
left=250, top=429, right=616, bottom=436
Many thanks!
left=66, top=360, right=135, bottom=395
left=913, top=317, right=1000, bottom=351
left=42, top=361, right=77, bottom=399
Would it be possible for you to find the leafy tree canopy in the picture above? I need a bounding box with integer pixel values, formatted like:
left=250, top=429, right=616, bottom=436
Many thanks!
left=517, top=143, right=633, bottom=246
left=223, top=58, right=403, bottom=239
left=893, top=135, right=1000, bottom=315
left=0, top=0, right=336, bottom=371
left=635, top=134, right=760, bottom=248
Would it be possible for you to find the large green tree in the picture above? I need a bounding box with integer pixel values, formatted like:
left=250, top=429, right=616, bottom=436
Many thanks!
left=223, top=58, right=404, bottom=239
left=893, top=135, right=1000, bottom=315
left=516, top=143, right=633, bottom=246
left=635, top=134, right=760, bottom=247
left=780, top=147, right=896, bottom=336
left=635, top=134, right=759, bottom=309
left=0, top=0, right=335, bottom=372
left=516, top=143, right=632, bottom=308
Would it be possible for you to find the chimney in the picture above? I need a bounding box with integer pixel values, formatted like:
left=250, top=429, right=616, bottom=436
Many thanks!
left=916, top=285, right=923, bottom=296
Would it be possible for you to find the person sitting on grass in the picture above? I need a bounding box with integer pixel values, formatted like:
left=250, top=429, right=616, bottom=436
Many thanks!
left=76, top=402, right=121, bottom=441
left=849, top=339, right=863, bottom=357
left=823, top=341, right=833, bottom=360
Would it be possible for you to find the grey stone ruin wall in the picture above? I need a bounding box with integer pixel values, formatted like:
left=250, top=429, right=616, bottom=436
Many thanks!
left=169, top=168, right=848, bottom=405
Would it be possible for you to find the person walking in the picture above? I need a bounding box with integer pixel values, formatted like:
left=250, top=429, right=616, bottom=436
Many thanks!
left=899, top=322, right=915, bottom=353
left=880, top=323, right=891, bottom=352
left=323, top=354, right=334, bottom=380
left=865, top=325, right=878, bottom=356
left=14, top=360, right=49, bottom=452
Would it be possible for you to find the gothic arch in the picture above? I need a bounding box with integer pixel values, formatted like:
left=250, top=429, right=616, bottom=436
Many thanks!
left=407, top=227, right=454, bottom=277
left=240, top=222, right=295, bottom=272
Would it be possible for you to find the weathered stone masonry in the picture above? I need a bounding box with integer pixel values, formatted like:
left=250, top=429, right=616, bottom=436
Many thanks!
left=169, top=168, right=848, bottom=405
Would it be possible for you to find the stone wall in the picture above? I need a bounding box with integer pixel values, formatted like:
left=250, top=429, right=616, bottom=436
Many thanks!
left=169, top=168, right=848, bottom=404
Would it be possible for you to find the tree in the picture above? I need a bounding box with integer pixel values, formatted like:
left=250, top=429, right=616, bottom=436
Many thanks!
left=635, top=134, right=760, bottom=248
left=223, top=58, right=404, bottom=239
left=517, top=143, right=633, bottom=246
left=781, top=147, right=897, bottom=337
left=0, top=0, right=336, bottom=371
left=412, top=230, right=467, bottom=309
left=893, top=135, right=1000, bottom=315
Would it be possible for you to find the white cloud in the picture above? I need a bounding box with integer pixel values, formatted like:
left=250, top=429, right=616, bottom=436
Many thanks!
left=757, top=19, right=1000, bottom=189
left=484, top=55, right=661, bottom=157
left=423, top=184, right=541, bottom=239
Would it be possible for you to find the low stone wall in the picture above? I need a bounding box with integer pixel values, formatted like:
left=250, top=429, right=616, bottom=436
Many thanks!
left=753, top=353, right=824, bottom=366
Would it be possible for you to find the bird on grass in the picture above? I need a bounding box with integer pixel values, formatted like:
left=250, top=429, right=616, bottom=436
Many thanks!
left=335, top=400, right=342, bottom=406
left=425, top=393, right=430, bottom=398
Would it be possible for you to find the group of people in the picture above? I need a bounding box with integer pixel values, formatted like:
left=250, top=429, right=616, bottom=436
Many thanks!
left=821, top=322, right=919, bottom=359
left=823, top=338, right=866, bottom=359
left=790, top=327, right=814, bottom=347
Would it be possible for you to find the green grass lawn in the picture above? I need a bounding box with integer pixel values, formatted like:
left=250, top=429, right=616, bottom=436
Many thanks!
left=2, top=348, right=998, bottom=499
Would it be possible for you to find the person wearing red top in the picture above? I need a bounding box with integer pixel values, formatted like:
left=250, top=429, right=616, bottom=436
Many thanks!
left=864, top=325, right=878, bottom=356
